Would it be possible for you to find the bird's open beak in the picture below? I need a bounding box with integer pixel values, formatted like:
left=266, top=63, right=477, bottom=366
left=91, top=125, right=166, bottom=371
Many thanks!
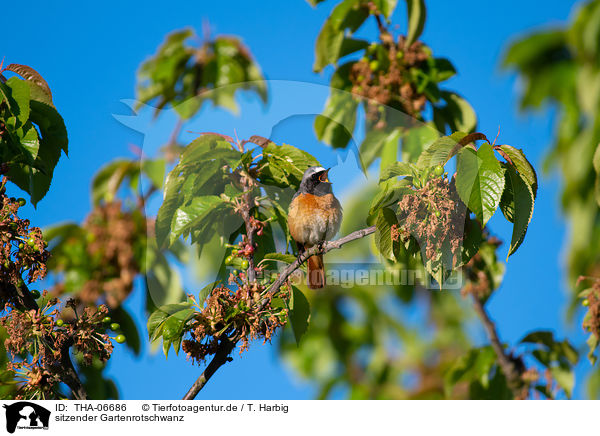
left=319, top=168, right=331, bottom=183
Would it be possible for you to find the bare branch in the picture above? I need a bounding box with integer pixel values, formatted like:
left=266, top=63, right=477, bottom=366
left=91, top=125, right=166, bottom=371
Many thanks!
left=182, top=338, right=235, bottom=400
left=471, top=296, right=524, bottom=396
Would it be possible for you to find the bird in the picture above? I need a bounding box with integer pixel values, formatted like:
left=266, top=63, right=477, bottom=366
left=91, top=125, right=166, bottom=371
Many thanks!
left=287, top=166, right=342, bottom=288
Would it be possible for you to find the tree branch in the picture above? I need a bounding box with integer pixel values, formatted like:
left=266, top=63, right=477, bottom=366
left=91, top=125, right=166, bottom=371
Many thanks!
left=182, top=337, right=235, bottom=400
left=182, top=226, right=377, bottom=398
left=10, top=283, right=89, bottom=399
left=471, top=296, right=524, bottom=395
left=264, top=225, right=377, bottom=304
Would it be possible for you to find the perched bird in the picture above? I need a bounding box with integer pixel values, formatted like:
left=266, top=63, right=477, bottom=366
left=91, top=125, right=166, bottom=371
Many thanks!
left=288, top=167, right=342, bottom=288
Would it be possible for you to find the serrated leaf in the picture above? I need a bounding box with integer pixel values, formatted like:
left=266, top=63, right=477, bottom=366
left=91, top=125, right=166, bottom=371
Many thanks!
left=379, top=161, right=417, bottom=182
left=4, top=64, right=52, bottom=101
left=171, top=195, right=226, bottom=243
left=375, top=207, right=398, bottom=261
left=505, top=166, right=534, bottom=259
left=259, top=143, right=320, bottom=188
left=416, top=132, right=468, bottom=168
left=456, top=143, right=505, bottom=226
left=498, top=144, right=538, bottom=197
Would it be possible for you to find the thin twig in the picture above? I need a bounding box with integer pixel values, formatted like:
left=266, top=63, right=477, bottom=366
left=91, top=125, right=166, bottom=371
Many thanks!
left=264, top=225, right=377, bottom=306
left=471, top=295, right=523, bottom=395
left=182, top=338, right=235, bottom=400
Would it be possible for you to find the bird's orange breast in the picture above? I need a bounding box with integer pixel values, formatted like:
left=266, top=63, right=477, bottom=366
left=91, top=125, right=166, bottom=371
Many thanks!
left=288, top=193, right=342, bottom=247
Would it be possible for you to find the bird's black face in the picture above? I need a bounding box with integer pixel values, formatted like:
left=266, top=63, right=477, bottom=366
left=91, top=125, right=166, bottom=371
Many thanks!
left=298, top=166, right=332, bottom=196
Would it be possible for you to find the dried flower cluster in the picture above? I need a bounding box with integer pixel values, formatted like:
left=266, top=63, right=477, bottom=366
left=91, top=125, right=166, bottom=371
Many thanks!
left=182, top=281, right=288, bottom=364
left=583, top=279, right=600, bottom=340
left=0, top=177, right=49, bottom=306
left=350, top=33, right=430, bottom=127
left=394, top=176, right=465, bottom=263
left=53, top=201, right=145, bottom=308
left=461, top=237, right=502, bottom=300
left=2, top=294, right=113, bottom=399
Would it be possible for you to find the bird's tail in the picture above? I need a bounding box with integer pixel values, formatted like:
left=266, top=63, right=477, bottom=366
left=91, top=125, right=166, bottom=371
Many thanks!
left=307, top=254, right=325, bottom=289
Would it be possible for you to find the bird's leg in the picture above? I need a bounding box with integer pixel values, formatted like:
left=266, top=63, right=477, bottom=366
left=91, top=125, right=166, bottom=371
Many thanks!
left=295, top=242, right=305, bottom=261
left=317, top=240, right=326, bottom=252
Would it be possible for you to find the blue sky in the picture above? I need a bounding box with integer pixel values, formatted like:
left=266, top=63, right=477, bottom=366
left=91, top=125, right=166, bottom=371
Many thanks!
left=3, top=0, right=589, bottom=398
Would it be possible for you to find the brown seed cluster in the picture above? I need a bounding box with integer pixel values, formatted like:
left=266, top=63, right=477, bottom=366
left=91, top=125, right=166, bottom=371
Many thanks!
left=0, top=178, right=49, bottom=307
left=182, top=282, right=288, bottom=365
left=350, top=35, right=430, bottom=128
left=461, top=237, right=503, bottom=300
left=53, top=201, right=145, bottom=308
left=583, top=280, right=600, bottom=340
left=394, top=177, right=465, bottom=263
left=2, top=294, right=113, bottom=399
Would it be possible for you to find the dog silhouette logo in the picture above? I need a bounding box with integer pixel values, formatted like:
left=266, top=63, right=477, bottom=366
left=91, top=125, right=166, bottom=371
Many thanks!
left=3, top=402, right=50, bottom=433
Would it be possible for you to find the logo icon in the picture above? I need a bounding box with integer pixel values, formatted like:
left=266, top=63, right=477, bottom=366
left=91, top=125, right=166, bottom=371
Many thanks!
left=3, top=402, right=50, bottom=433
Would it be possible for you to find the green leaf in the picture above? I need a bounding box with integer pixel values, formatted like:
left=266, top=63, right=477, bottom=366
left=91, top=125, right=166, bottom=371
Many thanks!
left=455, top=143, right=505, bottom=226
left=4, top=64, right=52, bottom=101
left=379, top=161, right=417, bottom=182
left=504, top=166, right=534, bottom=259
left=289, top=286, right=311, bottom=345
left=259, top=143, right=320, bottom=188
left=145, top=248, right=184, bottom=308
left=431, top=58, right=457, bottom=83
left=18, top=122, right=40, bottom=162
left=406, top=0, right=426, bottom=46
left=550, top=366, right=575, bottom=397
left=91, top=159, right=140, bottom=205
left=375, top=207, right=398, bottom=261
left=374, top=0, right=398, bottom=19
left=313, top=0, right=370, bottom=71
left=593, top=143, right=600, bottom=207
left=197, top=280, right=221, bottom=306
left=147, top=302, right=192, bottom=340
left=439, top=91, right=477, bottom=133
left=315, top=91, right=358, bottom=149
left=503, top=30, right=566, bottom=70
left=444, top=347, right=497, bottom=397
left=147, top=302, right=195, bottom=356
left=401, top=123, right=440, bottom=163
left=142, top=158, right=166, bottom=190
left=5, top=77, right=31, bottom=127
left=112, top=307, right=141, bottom=356
left=171, top=195, right=226, bottom=243
left=368, top=179, right=410, bottom=220
left=498, top=144, right=538, bottom=197
left=359, top=129, right=401, bottom=172
left=155, top=171, right=185, bottom=248
left=416, top=132, right=468, bottom=168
